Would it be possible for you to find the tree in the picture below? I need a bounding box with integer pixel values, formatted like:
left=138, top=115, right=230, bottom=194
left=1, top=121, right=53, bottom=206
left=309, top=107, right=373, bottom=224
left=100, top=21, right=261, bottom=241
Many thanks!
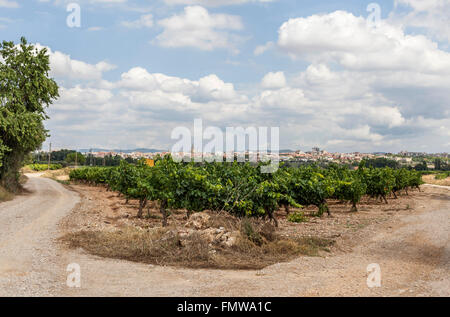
left=414, top=161, right=428, bottom=171
left=50, top=149, right=74, bottom=161
left=0, top=37, right=59, bottom=190
left=65, top=152, right=86, bottom=165
left=434, top=159, right=441, bottom=171
left=363, top=158, right=400, bottom=169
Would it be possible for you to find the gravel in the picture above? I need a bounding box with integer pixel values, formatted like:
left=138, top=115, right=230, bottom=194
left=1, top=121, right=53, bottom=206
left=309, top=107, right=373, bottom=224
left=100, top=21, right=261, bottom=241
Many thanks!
left=0, top=174, right=79, bottom=296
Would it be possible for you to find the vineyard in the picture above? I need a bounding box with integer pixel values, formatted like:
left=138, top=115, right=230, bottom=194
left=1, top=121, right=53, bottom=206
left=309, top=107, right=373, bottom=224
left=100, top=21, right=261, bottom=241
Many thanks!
left=69, top=156, right=423, bottom=226
left=26, top=164, right=63, bottom=171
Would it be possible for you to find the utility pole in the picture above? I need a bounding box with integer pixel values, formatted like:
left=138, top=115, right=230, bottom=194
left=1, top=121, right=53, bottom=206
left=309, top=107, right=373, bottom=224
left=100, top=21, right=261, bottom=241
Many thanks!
left=47, top=143, right=51, bottom=170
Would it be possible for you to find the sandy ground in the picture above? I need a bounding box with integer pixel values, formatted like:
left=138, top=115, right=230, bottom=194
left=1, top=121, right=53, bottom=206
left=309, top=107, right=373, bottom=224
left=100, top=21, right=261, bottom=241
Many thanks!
left=423, top=174, right=450, bottom=186
left=0, top=175, right=448, bottom=297
left=0, top=173, right=79, bottom=296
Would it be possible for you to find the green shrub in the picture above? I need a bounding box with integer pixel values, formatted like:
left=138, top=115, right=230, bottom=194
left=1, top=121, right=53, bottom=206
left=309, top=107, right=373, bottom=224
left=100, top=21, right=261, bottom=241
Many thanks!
left=26, top=164, right=62, bottom=171
left=287, top=211, right=308, bottom=223
left=435, top=172, right=450, bottom=180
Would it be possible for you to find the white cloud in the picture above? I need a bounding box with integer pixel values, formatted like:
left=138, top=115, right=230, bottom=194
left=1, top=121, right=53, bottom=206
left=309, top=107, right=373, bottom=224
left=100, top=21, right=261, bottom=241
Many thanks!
left=156, top=6, right=244, bottom=53
left=254, top=41, right=275, bottom=56
left=121, top=14, right=154, bottom=28
left=87, top=26, right=104, bottom=31
left=278, top=10, right=450, bottom=74
left=261, top=71, right=286, bottom=89
left=118, top=67, right=196, bottom=93
left=195, top=74, right=239, bottom=101
left=118, top=67, right=243, bottom=103
left=390, top=0, right=450, bottom=43
left=0, top=0, right=19, bottom=8
left=392, top=0, right=450, bottom=43
left=35, top=45, right=116, bottom=80
left=55, top=86, right=113, bottom=111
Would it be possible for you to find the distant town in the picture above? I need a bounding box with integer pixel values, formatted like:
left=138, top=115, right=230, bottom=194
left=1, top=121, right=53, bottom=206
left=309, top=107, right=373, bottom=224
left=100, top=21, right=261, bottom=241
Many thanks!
left=67, top=147, right=448, bottom=169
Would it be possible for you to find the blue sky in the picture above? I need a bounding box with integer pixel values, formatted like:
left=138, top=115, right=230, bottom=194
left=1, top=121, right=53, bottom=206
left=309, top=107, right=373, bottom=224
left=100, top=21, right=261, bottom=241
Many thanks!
left=1, top=0, right=449, bottom=153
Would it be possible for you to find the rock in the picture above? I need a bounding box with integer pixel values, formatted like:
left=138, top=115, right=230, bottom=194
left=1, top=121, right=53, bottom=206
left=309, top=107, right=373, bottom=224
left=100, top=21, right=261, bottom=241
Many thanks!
left=159, top=230, right=179, bottom=244
left=200, top=228, right=217, bottom=243
left=223, top=231, right=240, bottom=247
left=178, top=230, right=192, bottom=239
left=185, top=212, right=211, bottom=230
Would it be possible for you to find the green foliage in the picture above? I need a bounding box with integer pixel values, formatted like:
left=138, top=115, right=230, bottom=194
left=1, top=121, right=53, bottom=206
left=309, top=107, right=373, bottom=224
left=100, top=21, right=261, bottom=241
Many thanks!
left=392, top=168, right=409, bottom=196
left=334, top=179, right=366, bottom=212
left=435, top=172, right=450, bottom=180
left=286, top=166, right=333, bottom=216
left=0, top=37, right=59, bottom=191
left=325, top=164, right=366, bottom=212
left=26, top=163, right=62, bottom=171
left=287, top=211, right=308, bottom=223
left=69, top=157, right=423, bottom=225
left=359, top=166, right=395, bottom=203
left=362, top=157, right=400, bottom=169
left=65, top=152, right=86, bottom=165
left=434, top=159, right=449, bottom=171
left=69, top=166, right=114, bottom=185
left=414, top=161, right=428, bottom=171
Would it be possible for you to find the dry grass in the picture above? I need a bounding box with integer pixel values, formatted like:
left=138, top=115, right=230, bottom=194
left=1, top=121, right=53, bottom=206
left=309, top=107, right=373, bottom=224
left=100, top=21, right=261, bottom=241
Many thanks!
left=19, top=174, right=28, bottom=185
left=60, top=218, right=334, bottom=270
left=0, top=185, right=14, bottom=203
left=41, top=168, right=71, bottom=181
left=422, top=174, right=450, bottom=186
left=21, top=166, right=35, bottom=173
left=0, top=174, right=31, bottom=203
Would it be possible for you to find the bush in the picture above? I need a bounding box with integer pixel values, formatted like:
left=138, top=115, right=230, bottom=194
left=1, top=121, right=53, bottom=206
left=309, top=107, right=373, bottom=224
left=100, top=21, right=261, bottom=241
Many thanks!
left=435, top=172, right=450, bottom=180
left=287, top=212, right=308, bottom=223
left=26, top=163, right=63, bottom=171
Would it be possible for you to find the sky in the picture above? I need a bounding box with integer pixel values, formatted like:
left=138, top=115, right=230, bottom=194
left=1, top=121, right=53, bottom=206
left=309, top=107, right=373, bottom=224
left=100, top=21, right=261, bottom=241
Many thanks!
left=1, top=0, right=449, bottom=153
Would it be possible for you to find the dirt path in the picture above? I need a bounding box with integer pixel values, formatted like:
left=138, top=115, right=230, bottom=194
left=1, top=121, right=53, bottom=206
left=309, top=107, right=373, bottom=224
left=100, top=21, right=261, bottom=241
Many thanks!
left=0, top=176, right=448, bottom=296
left=0, top=173, right=79, bottom=296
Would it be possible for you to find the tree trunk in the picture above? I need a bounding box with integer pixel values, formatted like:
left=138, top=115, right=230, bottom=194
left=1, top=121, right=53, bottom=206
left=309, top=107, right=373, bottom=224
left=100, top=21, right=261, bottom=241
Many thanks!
left=0, top=150, right=24, bottom=192
left=350, top=201, right=358, bottom=212
left=318, top=203, right=330, bottom=217
left=393, top=191, right=398, bottom=199
left=160, top=199, right=168, bottom=227
left=284, top=204, right=290, bottom=214
left=266, top=208, right=278, bottom=227
left=137, top=198, right=147, bottom=218
left=382, top=195, right=388, bottom=204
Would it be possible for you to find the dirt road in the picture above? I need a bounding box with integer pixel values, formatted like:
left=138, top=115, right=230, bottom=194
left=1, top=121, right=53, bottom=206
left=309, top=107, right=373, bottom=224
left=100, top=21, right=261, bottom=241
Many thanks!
left=0, top=176, right=448, bottom=296
left=0, top=173, right=79, bottom=296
